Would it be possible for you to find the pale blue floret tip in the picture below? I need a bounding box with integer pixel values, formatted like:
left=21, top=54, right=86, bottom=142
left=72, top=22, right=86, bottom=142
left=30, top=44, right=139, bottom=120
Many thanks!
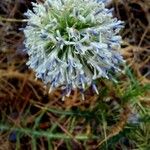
left=23, top=0, right=124, bottom=97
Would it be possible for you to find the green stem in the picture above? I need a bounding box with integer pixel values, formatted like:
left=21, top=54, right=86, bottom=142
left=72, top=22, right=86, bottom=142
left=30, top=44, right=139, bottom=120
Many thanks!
left=0, top=124, right=99, bottom=140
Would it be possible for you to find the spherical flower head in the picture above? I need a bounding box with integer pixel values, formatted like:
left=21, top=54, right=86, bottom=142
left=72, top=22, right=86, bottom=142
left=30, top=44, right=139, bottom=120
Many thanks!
left=23, top=0, right=124, bottom=96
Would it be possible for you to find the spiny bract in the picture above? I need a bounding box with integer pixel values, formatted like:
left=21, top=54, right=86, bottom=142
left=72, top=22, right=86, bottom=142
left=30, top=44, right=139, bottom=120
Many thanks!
left=23, top=0, right=124, bottom=97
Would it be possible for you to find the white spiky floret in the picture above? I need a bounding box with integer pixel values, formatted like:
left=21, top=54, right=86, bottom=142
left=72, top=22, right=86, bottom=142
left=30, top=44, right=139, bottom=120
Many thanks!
left=23, top=0, right=124, bottom=97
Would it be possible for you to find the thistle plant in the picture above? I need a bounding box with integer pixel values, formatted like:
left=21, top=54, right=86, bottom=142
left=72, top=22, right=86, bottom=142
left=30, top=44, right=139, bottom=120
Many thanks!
left=23, top=0, right=124, bottom=97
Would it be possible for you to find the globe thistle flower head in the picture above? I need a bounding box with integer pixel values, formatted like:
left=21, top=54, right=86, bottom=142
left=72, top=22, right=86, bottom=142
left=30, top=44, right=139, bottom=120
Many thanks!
left=23, top=0, right=124, bottom=97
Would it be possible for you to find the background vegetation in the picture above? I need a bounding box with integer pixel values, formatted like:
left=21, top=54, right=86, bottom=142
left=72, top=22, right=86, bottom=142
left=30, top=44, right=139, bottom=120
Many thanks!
left=0, top=0, right=150, bottom=149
